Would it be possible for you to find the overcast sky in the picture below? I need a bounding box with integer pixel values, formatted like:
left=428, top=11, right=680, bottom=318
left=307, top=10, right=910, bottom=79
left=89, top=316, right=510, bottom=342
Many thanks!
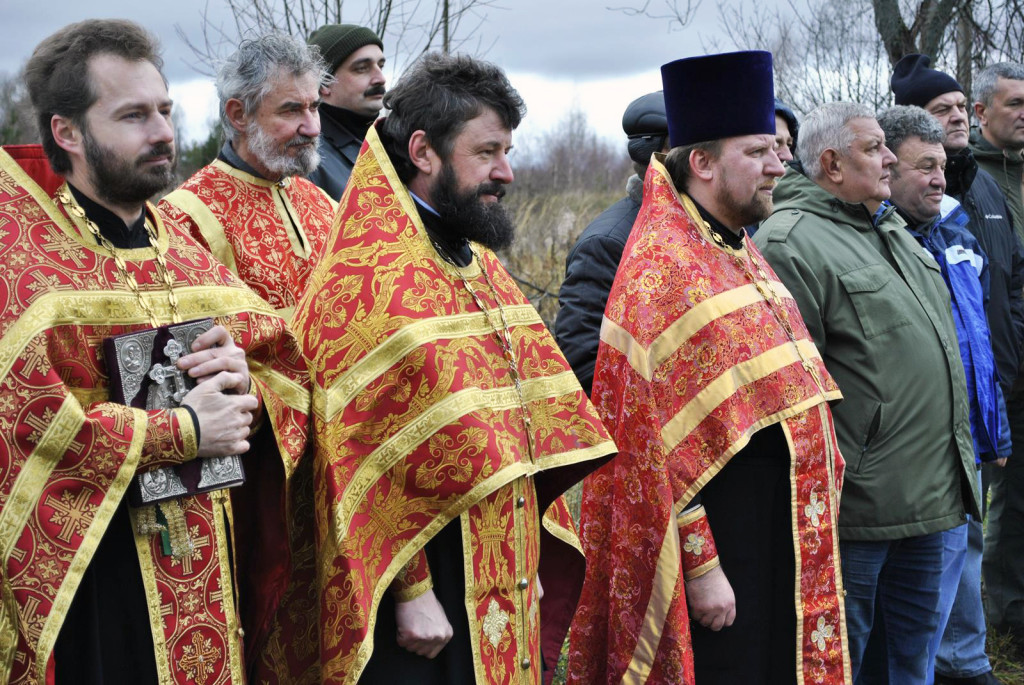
left=4, top=1, right=741, bottom=150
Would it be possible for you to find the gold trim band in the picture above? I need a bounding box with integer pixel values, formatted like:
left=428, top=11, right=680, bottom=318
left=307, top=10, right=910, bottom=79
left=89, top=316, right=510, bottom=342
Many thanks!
left=317, top=305, right=541, bottom=422
left=661, top=339, right=826, bottom=452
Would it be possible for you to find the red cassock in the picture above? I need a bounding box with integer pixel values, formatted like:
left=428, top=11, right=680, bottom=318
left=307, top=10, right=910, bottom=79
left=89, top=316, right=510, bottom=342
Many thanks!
left=160, top=160, right=336, bottom=319
left=253, top=127, right=615, bottom=684
left=567, top=156, right=852, bottom=684
left=0, top=145, right=310, bottom=684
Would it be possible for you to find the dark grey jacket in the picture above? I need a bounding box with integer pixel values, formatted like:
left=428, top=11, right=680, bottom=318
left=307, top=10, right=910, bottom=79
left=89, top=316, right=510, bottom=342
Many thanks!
left=308, top=106, right=364, bottom=200
left=970, top=128, right=1024, bottom=240
left=946, top=146, right=1024, bottom=395
left=555, top=176, right=643, bottom=396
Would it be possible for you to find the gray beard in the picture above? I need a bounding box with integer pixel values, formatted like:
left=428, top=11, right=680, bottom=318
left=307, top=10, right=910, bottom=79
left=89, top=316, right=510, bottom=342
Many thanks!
left=245, top=122, right=321, bottom=178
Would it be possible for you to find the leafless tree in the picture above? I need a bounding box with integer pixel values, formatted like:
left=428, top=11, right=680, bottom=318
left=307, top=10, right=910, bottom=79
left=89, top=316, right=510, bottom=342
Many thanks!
left=502, top=106, right=633, bottom=325
left=514, top=106, right=633, bottom=197
left=607, top=0, right=703, bottom=31
left=702, top=0, right=892, bottom=113
left=0, top=72, right=37, bottom=146
left=175, top=0, right=501, bottom=76
left=700, top=0, right=1024, bottom=116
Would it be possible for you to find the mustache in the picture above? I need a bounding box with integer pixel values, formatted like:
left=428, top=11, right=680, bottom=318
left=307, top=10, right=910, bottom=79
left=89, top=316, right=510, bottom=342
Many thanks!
left=139, top=142, right=174, bottom=163
left=364, top=84, right=386, bottom=98
left=286, top=135, right=318, bottom=148
left=477, top=182, right=506, bottom=199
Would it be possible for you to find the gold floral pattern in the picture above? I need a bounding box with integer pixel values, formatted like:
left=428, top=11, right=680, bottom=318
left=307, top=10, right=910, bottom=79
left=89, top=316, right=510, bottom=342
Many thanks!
left=0, top=146, right=309, bottom=685
left=810, top=615, right=835, bottom=652
left=482, top=598, right=510, bottom=648
left=568, top=157, right=849, bottom=685
left=683, top=533, right=706, bottom=556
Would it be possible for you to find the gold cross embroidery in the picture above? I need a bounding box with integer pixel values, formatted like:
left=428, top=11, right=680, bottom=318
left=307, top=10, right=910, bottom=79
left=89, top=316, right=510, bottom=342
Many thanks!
left=171, top=527, right=211, bottom=576
left=24, top=412, right=85, bottom=455
left=176, top=630, right=222, bottom=685
left=44, top=488, right=96, bottom=543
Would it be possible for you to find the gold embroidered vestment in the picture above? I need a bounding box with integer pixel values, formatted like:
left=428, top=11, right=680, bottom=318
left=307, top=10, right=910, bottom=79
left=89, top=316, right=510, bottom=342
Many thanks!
left=0, top=146, right=310, bottom=685
left=255, top=128, right=614, bottom=684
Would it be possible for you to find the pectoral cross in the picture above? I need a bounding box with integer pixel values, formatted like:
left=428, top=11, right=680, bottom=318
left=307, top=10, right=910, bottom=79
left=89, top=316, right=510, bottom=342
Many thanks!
left=149, top=338, right=189, bottom=405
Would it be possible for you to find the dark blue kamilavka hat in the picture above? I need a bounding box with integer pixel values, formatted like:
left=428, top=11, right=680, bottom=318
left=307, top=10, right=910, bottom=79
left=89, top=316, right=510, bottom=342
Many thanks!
left=661, top=51, right=776, bottom=148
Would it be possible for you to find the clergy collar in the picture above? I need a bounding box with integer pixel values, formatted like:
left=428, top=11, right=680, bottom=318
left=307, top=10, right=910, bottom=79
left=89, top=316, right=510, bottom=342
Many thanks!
left=320, top=102, right=376, bottom=137
left=411, top=194, right=472, bottom=267
left=67, top=182, right=150, bottom=249
left=691, top=198, right=745, bottom=249
left=219, top=140, right=267, bottom=179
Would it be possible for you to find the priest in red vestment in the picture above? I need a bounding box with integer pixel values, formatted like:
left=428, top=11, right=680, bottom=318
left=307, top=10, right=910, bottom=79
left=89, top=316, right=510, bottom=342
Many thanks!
left=566, top=51, right=851, bottom=684
left=254, top=52, right=615, bottom=685
left=0, top=20, right=309, bottom=685
left=160, top=34, right=337, bottom=321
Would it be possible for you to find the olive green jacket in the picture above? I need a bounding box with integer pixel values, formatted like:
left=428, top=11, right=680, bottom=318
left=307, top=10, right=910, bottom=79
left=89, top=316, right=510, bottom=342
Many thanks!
left=971, top=128, right=1024, bottom=240
left=754, top=170, right=980, bottom=540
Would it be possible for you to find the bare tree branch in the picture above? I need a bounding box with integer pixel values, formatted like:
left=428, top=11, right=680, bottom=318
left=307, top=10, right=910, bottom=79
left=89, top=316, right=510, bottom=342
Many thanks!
left=689, top=0, right=1023, bottom=115
left=607, top=0, right=702, bottom=31
left=174, top=0, right=501, bottom=77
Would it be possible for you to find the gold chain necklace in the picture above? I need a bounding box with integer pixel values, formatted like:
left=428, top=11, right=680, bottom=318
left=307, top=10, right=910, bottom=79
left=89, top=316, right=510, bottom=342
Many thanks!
left=57, top=184, right=180, bottom=327
left=703, top=220, right=828, bottom=399
left=434, top=241, right=535, bottom=460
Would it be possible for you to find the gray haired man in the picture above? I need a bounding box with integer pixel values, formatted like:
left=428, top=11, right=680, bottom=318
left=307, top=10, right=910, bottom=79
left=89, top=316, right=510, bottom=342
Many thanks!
left=891, top=55, right=1024, bottom=685
left=971, top=62, right=1024, bottom=232
left=969, top=60, right=1024, bottom=655
left=755, top=102, right=979, bottom=683
left=160, top=34, right=337, bottom=319
left=879, top=103, right=1010, bottom=685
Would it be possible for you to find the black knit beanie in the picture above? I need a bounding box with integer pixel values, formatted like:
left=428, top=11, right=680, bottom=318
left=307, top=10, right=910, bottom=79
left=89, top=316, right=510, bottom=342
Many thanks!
left=308, top=24, right=383, bottom=74
left=891, top=54, right=963, bottom=107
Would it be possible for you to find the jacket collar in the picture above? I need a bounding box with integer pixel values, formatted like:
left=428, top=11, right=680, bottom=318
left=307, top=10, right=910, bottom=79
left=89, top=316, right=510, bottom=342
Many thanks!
left=970, top=127, right=1024, bottom=166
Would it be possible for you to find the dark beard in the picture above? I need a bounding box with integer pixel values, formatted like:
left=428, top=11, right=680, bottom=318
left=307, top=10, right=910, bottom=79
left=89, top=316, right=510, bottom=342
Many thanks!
left=714, top=180, right=774, bottom=228
left=85, top=133, right=177, bottom=205
left=430, top=163, right=515, bottom=251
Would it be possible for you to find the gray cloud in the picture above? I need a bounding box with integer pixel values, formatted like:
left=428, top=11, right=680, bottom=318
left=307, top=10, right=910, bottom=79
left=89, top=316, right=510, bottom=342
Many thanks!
left=3, top=0, right=725, bottom=82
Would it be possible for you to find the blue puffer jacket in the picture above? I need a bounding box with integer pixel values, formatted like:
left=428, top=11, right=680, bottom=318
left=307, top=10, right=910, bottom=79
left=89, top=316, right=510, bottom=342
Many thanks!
left=902, top=197, right=1011, bottom=462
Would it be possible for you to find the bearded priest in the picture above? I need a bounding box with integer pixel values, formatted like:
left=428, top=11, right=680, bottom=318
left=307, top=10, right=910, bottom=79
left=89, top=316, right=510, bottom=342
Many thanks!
left=160, top=34, right=337, bottom=322
left=0, top=20, right=310, bottom=685
left=255, top=52, right=615, bottom=685
left=566, top=51, right=851, bottom=685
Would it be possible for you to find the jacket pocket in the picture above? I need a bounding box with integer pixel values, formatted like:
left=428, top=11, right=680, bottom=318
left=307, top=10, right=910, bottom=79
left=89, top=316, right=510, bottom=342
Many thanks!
left=847, top=401, right=883, bottom=475
left=838, top=264, right=913, bottom=339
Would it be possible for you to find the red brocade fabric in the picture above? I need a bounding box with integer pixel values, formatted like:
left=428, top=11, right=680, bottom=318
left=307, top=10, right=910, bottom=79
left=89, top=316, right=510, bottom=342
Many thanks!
left=567, top=157, right=851, bottom=685
left=254, top=128, right=614, bottom=684
left=160, top=161, right=336, bottom=315
left=0, top=146, right=310, bottom=685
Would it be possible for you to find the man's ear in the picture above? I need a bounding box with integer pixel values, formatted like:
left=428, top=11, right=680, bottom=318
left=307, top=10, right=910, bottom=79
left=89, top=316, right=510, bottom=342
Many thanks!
left=689, top=148, right=715, bottom=182
left=821, top=149, right=843, bottom=185
left=51, top=114, right=82, bottom=158
left=224, top=98, right=249, bottom=136
left=408, top=130, right=437, bottom=176
left=974, top=101, right=988, bottom=128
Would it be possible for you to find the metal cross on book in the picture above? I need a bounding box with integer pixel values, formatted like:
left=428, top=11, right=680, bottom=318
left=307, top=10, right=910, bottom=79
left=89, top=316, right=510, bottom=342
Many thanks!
left=148, top=338, right=189, bottom=405
left=103, top=318, right=246, bottom=508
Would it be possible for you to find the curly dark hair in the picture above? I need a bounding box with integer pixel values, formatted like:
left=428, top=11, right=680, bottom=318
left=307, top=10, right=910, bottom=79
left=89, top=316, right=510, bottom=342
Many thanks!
left=379, top=52, right=526, bottom=182
left=23, top=19, right=164, bottom=174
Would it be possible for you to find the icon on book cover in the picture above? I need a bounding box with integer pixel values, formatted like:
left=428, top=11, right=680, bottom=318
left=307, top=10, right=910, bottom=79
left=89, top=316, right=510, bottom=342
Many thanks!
left=104, top=318, right=245, bottom=506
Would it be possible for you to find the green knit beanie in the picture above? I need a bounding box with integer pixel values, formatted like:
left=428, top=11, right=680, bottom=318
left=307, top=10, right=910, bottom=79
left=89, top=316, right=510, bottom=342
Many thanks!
left=308, top=24, right=383, bottom=74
